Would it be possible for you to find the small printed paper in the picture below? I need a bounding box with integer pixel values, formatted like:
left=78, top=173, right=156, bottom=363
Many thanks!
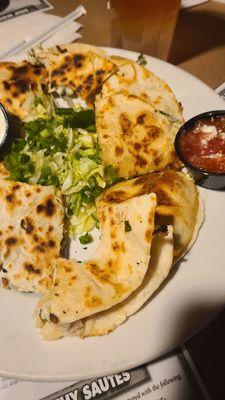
left=0, top=350, right=205, bottom=400
left=0, top=0, right=53, bottom=23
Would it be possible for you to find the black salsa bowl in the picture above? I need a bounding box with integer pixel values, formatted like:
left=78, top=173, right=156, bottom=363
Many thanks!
left=174, top=110, right=225, bottom=190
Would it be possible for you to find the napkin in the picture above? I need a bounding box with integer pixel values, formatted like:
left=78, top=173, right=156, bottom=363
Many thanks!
left=181, top=0, right=208, bottom=7
left=0, top=7, right=85, bottom=60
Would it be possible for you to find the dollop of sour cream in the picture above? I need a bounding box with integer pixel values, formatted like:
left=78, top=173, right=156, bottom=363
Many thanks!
left=0, top=107, right=7, bottom=146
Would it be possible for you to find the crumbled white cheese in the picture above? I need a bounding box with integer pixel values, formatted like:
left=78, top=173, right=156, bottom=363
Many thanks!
left=201, top=124, right=218, bottom=139
left=201, top=138, right=208, bottom=146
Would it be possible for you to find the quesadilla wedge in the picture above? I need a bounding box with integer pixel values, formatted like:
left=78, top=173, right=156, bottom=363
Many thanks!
left=0, top=61, right=47, bottom=120
left=102, top=56, right=183, bottom=123
left=29, top=43, right=117, bottom=101
left=72, top=226, right=174, bottom=337
left=97, top=170, right=203, bottom=259
left=0, top=176, right=64, bottom=292
left=96, top=91, right=181, bottom=178
left=35, top=193, right=156, bottom=340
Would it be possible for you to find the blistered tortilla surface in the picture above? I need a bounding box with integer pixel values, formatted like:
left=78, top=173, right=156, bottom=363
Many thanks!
left=0, top=61, right=46, bottom=119
left=97, top=170, right=199, bottom=258
left=96, top=91, right=181, bottom=178
left=0, top=177, right=64, bottom=292
left=35, top=193, right=156, bottom=340
left=30, top=43, right=117, bottom=100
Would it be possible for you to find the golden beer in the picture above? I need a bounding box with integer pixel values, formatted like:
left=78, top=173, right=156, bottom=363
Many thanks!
left=109, top=0, right=180, bottom=59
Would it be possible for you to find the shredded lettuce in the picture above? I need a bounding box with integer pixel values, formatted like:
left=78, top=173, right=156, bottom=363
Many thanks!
left=3, top=96, right=108, bottom=237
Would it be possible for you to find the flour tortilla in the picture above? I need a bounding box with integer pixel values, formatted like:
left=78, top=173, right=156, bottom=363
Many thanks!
left=0, top=61, right=46, bottom=120
left=35, top=193, right=156, bottom=340
left=0, top=177, right=64, bottom=292
left=102, top=56, right=183, bottom=123
left=29, top=43, right=117, bottom=100
left=74, top=226, right=174, bottom=337
left=75, top=197, right=204, bottom=338
left=96, top=91, right=182, bottom=179
left=97, top=170, right=202, bottom=258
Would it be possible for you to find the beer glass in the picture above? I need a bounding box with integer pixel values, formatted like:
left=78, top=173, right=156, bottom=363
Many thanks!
left=108, top=0, right=180, bottom=60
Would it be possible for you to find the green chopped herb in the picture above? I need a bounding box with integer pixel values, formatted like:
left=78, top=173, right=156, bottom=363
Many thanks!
left=55, top=108, right=95, bottom=129
left=105, top=164, right=118, bottom=185
left=1, top=268, right=8, bottom=273
left=137, top=54, right=147, bottom=66
left=125, top=220, right=132, bottom=232
left=3, top=94, right=105, bottom=237
left=79, top=232, right=93, bottom=245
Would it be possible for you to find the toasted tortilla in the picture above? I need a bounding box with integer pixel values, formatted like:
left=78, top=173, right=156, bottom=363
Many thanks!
left=0, top=177, right=64, bottom=292
left=97, top=170, right=202, bottom=258
left=0, top=61, right=46, bottom=119
left=73, top=226, right=174, bottom=337
left=102, top=56, right=183, bottom=123
left=29, top=43, right=117, bottom=100
left=96, top=91, right=182, bottom=178
left=35, top=193, right=156, bottom=340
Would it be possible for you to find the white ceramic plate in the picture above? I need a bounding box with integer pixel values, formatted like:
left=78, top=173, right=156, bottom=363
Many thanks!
left=0, top=48, right=225, bottom=382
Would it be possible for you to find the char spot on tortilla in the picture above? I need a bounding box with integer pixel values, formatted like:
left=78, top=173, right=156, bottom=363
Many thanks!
left=73, top=54, right=85, bottom=68
left=85, top=295, right=103, bottom=308
left=119, top=113, right=132, bottom=136
left=14, top=65, right=28, bottom=74
left=5, top=193, right=14, bottom=202
left=36, top=197, right=55, bottom=217
left=24, top=263, right=41, bottom=275
left=137, top=113, right=147, bottom=124
left=76, top=85, right=82, bottom=93
left=134, top=155, right=147, bottom=167
left=154, top=155, right=162, bottom=166
left=51, top=68, right=63, bottom=77
left=64, top=265, right=72, bottom=273
left=147, top=126, right=161, bottom=139
left=33, top=67, right=42, bottom=76
left=105, top=190, right=126, bottom=203
left=56, top=45, right=67, bottom=54
left=34, top=244, right=46, bottom=253
left=3, top=81, right=10, bottom=90
left=85, top=74, right=94, bottom=84
left=96, top=69, right=104, bottom=76
left=12, top=90, right=19, bottom=98
left=115, top=146, right=123, bottom=156
left=33, top=234, right=39, bottom=242
left=15, top=80, right=29, bottom=93
left=49, top=313, right=59, bottom=324
left=20, top=217, right=34, bottom=234
left=6, top=98, right=12, bottom=104
left=134, top=142, right=142, bottom=150
left=48, top=240, right=56, bottom=248
left=154, top=189, right=174, bottom=207
left=110, top=230, right=116, bottom=240
left=5, top=236, right=17, bottom=246
left=12, top=184, right=21, bottom=190
left=145, top=229, right=152, bottom=243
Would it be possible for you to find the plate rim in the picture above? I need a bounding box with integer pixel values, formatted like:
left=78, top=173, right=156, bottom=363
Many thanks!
left=0, top=46, right=224, bottom=382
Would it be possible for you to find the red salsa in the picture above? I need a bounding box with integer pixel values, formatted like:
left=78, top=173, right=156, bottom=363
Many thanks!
left=178, top=116, right=225, bottom=174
